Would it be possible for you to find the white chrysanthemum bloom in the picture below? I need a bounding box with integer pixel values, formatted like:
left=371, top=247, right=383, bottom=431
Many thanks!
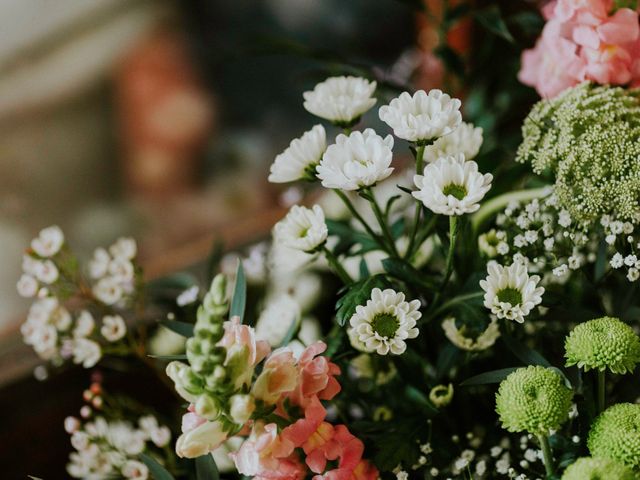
left=423, top=122, right=483, bottom=162
left=255, top=294, right=301, bottom=346
left=317, top=129, right=394, bottom=190
left=348, top=288, right=421, bottom=355
left=71, top=338, right=102, bottom=368
left=31, top=225, right=64, bottom=257
left=479, top=262, right=544, bottom=323
left=101, top=315, right=127, bottom=342
left=441, top=317, right=500, bottom=351
left=413, top=154, right=492, bottom=216
left=17, top=274, right=38, bottom=297
left=269, top=125, right=327, bottom=183
left=273, top=204, right=328, bottom=252
left=378, top=89, right=462, bottom=143
left=303, top=76, right=377, bottom=125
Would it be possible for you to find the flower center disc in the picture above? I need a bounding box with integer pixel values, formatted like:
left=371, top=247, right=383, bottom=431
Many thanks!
left=497, top=287, right=523, bottom=306
left=371, top=313, right=399, bottom=339
left=442, top=183, right=468, bottom=200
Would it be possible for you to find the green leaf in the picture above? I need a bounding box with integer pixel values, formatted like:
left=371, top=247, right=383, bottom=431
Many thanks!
left=160, top=319, right=194, bottom=338
left=359, top=258, right=370, bottom=280
left=436, top=343, right=461, bottom=380
left=475, top=5, right=515, bottom=43
left=326, top=219, right=378, bottom=253
left=230, top=261, right=247, bottom=322
left=278, top=316, right=301, bottom=348
left=139, top=453, right=175, bottom=480
left=390, top=218, right=406, bottom=240
left=335, top=274, right=387, bottom=326
left=382, top=258, right=437, bottom=290
left=196, top=454, right=220, bottom=480
left=460, top=367, right=519, bottom=386
left=594, top=240, right=608, bottom=281
left=148, top=354, right=188, bottom=360
left=502, top=331, right=551, bottom=367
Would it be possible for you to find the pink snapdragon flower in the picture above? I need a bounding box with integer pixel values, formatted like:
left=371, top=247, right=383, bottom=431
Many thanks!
left=519, top=0, right=640, bottom=97
left=287, top=341, right=341, bottom=409
left=219, top=316, right=271, bottom=366
left=231, top=421, right=305, bottom=480
left=252, top=348, right=299, bottom=404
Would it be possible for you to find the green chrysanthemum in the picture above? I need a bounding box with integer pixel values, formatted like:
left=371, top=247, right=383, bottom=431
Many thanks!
left=588, top=403, right=640, bottom=469
left=565, top=317, right=640, bottom=374
left=561, top=457, right=635, bottom=480
left=517, top=82, right=640, bottom=224
left=496, top=365, right=573, bottom=435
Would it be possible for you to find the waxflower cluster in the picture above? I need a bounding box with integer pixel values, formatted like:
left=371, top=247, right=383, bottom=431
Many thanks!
left=19, top=227, right=137, bottom=368
left=65, top=382, right=173, bottom=479
left=517, top=83, right=640, bottom=224
left=519, top=0, right=640, bottom=98
left=166, top=273, right=378, bottom=479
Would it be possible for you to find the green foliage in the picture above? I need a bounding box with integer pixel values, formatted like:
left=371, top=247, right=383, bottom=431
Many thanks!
left=335, top=274, right=387, bottom=326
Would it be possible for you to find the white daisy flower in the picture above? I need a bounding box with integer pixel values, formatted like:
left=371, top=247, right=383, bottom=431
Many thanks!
left=348, top=288, right=421, bottom=355
left=101, top=315, right=127, bottom=342
left=17, top=274, right=38, bottom=298
left=378, top=89, right=462, bottom=143
left=423, top=122, right=483, bottom=162
left=31, top=225, right=64, bottom=257
left=412, top=154, right=492, bottom=216
left=442, top=317, right=500, bottom=351
left=303, top=76, right=377, bottom=125
left=479, top=262, right=544, bottom=323
left=255, top=294, right=301, bottom=346
left=273, top=204, right=328, bottom=253
left=268, top=125, right=327, bottom=183
left=317, top=129, right=394, bottom=190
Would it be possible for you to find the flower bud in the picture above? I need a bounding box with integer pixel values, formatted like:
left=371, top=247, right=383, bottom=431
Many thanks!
left=175, top=420, right=227, bottom=458
left=429, top=384, right=454, bottom=408
left=195, top=394, right=219, bottom=420
left=229, top=394, right=255, bottom=425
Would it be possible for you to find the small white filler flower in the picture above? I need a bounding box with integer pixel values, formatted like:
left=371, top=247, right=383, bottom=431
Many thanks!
left=317, top=128, right=394, bottom=190
left=479, top=262, right=545, bottom=324
left=378, top=89, right=462, bottom=143
left=413, top=154, right=492, bottom=215
left=269, top=125, right=327, bottom=183
left=303, top=76, right=377, bottom=126
left=31, top=225, right=65, bottom=257
left=101, top=315, right=127, bottom=342
left=348, top=288, right=421, bottom=355
left=273, top=204, right=328, bottom=253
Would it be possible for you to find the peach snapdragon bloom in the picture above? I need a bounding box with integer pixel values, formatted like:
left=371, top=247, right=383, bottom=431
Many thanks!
left=287, top=341, right=341, bottom=409
left=252, top=348, right=299, bottom=404
left=219, top=316, right=271, bottom=388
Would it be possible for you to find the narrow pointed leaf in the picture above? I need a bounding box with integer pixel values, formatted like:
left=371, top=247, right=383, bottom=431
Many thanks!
left=139, top=453, right=175, bottom=480
left=196, top=454, right=220, bottom=480
left=460, top=367, right=519, bottom=386
left=230, top=261, right=247, bottom=322
left=160, top=319, right=194, bottom=338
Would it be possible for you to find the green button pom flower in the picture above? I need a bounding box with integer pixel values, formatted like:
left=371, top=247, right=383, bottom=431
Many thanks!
left=565, top=317, right=640, bottom=374
left=561, top=457, right=635, bottom=480
left=588, top=403, right=640, bottom=470
left=496, top=365, right=573, bottom=436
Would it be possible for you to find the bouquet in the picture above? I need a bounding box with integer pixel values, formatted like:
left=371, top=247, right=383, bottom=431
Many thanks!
left=16, top=1, right=640, bottom=479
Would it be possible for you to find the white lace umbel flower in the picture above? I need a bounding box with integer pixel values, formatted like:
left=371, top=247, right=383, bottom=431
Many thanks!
left=413, top=154, right=492, bottom=215
left=479, top=262, right=544, bottom=323
left=101, top=315, right=127, bottom=342
left=31, top=225, right=64, bottom=257
left=303, top=76, right=377, bottom=125
left=348, top=288, right=421, bottom=355
left=378, top=89, right=462, bottom=143
left=93, top=277, right=124, bottom=305
left=71, top=338, right=102, bottom=368
left=423, top=122, right=483, bottom=162
left=317, top=129, right=394, bottom=190
left=269, top=125, right=326, bottom=183
left=110, top=237, right=137, bottom=261
left=273, top=204, right=328, bottom=252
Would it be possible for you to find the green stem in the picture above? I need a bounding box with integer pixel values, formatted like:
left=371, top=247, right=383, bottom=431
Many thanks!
left=365, top=187, right=400, bottom=258
left=322, top=246, right=353, bottom=284
left=408, top=214, right=437, bottom=263
left=537, top=434, right=555, bottom=478
left=334, top=190, right=388, bottom=252
left=597, top=370, right=606, bottom=414
left=405, top=145, right=426, bottom=259
left=432, top=216, right=459, bottom=307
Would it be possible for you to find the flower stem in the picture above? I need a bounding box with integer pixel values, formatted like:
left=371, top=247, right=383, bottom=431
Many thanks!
left=597, top=370, right=606, bottom=414
left=537, top=434, right=555, bottom=478
left=334, top=190, right=388, bottom=252
left=430, top=216, right=459, bottom=308
left=405, top=144, right=426, bottom=259
left=322, top=246, right=353, bottom=284
left=365, top=187, right=400, bottom=258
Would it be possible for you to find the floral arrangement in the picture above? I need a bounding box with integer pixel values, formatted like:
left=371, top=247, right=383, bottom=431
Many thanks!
left=16, top=3, right=640, bottom=478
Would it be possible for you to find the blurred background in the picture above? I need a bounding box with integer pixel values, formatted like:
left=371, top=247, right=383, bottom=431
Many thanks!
left=0, top=0, right=543, bottom=476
